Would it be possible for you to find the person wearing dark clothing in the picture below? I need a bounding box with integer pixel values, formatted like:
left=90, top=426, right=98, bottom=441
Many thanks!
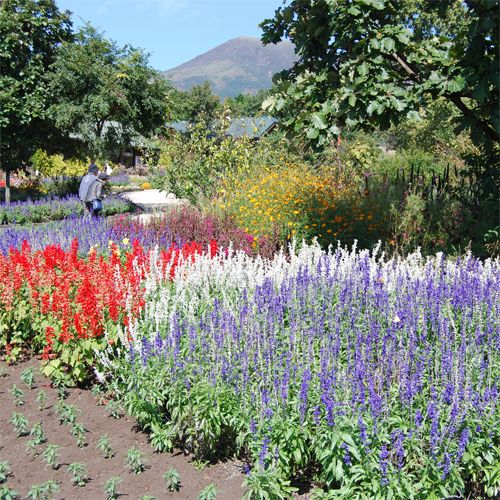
left=79, top=164, right=99, bottom=219
left=85, top=173, right=109, bottom=217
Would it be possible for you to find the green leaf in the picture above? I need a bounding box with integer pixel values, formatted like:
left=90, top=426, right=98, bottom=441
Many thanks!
left=382, top=38, right=395, bottom=52
left=311, top=112, right=327, bottom=129
left=349, top=94, right=357, bottom=106
left=306, top=128, right=319, bottom=139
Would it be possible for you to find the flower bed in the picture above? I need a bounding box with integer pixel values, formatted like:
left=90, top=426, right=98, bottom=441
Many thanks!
left=0, top=237, right=218, bottom=382
left=94, top=243, right=500, bottom=499
left=0, top=194, right=133, bottom=225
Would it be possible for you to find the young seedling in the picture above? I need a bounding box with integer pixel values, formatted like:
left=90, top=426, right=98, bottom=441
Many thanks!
left=124, top=446, right=148, bottom=474
left=9, top=384, right=25, bottom=406
left=70, top=423, right=87, bottom=448
left=41, top=444, right=62, bottom=470
left=25, top=439, right=39, bottom=457
left=36, top=390, right=49, bottom=411
left=104, top=477, right=122, bottom=500
left=52, top=378, right=67, bottom=400
left=163, top=467, right=181, bottom=492
left=26, top=480, right=59, bottom=500
left=20, top=366, right=36, bottom=389
left=105, top=400, right=122, bottom=419
left=0, top=461, right=10, bottom=483
left=57, top=404, right=82, bottom=425
left=96, top=433, right=114, bottom=458
left=139, top=496, right=157, bottom=500
left=0, top=367, right=5, bottom=377
left=67, top=462, right=87, bottom=487
left=29, top=422, right=46, bottom=445
left=0, top=485, right=19, bottom=500
left=9, top=412, right=29, bottom=436
left=197, top=483, right=223, bottom=500
left=193, top=459, right=209, bottom=471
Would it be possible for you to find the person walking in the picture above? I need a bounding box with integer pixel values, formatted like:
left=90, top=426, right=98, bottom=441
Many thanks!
left=84, top=173, right=109, bottom=218
left=79, top=164, right=99, bottom=219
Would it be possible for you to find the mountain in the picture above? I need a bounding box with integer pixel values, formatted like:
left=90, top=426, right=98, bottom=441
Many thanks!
left=161, top=36, right=297, bottom=98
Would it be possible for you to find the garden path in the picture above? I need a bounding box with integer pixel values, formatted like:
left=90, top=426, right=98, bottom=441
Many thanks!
left=119, top=190, right=187, bottom=214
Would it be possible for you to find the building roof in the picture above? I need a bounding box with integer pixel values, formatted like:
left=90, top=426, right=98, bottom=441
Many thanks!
left=166, top=116, right=279, bottom=140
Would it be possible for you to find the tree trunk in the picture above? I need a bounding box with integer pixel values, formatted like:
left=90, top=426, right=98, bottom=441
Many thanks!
left=5, top=168, right=10, bottom=205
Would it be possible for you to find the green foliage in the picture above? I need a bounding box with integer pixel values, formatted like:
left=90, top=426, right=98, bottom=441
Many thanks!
left=104, top=477, right=122, bottom=500
left=0, top=0, right=73, bottom=202
left=0, top=485, right=19, bottom=500
left=149, top=109, right=256, bottom=207
left=70, top=422, right=87, bottom=448
left=66, top=462, right=87, bottom=487
left=9, top=412, right=29, bottom=437
left=197, top=483, right=223, bottom=500
left=170, top=82, right=222, bottom=126
left=105, top=399, right=123, bottom=419
left=41, top=444, right=62, bottom=470
left=26, top=480, right=59, bottom=500
left=36, top=390, right=49, bottom=411
left=29, top=422, right=46, bottom=446
left=0, top=462, right=10, bottom=484
left=49, top=23, right=171, bottom=162
left=261, top=0, right=499, bottom=153
left=163, top=467, right=181, bottom=492
left=56, top=404, right=82, bottom=425
left=31, top=150, right=88, bottom=178
left=124, top=446, right=148, bottom=474
left=20, top=367, right=36, bottom=389
left=8, top=384, right=25, bottom=406
left=150, top=421, right=175, bottom=453
left=242, top=470, right=298, bottom=500
left=96, top=433, right=114, bottom=458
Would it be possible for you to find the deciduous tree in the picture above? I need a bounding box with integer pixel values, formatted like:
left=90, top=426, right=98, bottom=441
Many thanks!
left=0, top=0, right=73, bottom=203
left=49, top=24, right=171, bottom=162
left=260, top=0, right=499, bottom=151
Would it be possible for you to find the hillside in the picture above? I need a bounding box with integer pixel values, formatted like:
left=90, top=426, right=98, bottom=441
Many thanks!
left=161, top=36, right=297, bottom=98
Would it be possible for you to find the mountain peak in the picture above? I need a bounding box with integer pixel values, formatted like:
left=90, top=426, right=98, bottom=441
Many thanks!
left=161, top=37, right=297, bottom=98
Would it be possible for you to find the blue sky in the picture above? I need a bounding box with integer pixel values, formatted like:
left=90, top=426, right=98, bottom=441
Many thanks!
left=56, top=0, right=284, bottom=72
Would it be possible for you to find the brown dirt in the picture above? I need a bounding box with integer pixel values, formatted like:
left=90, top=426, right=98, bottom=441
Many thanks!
left=0, top=356, right=247, bottom=500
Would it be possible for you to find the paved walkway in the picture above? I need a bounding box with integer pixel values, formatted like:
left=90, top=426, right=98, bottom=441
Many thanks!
left=118, top=189, right=187, bottom=213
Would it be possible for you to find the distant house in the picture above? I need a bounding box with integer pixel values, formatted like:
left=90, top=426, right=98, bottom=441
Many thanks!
left=166, top=116, right=279, bottom=142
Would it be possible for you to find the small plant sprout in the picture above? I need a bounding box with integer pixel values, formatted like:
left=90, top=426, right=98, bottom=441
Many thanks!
left=106, top=399, right=122, bottom=419
left=124, top=446, right=148, bottom=474
left=26, top=480, right=59, bottom=500
left=197, top=483, right=223, bottom=500
left=0, top=485, right=19, bottom=500
left=9, top=384, right=25, bottom=406
left=20, top=366, right=36, bottom=389
left=193, top=459, right=209, bottom=471
left=0, top=367, right=5, bottom=377
left=57, top=404, right=82, bottom=425
left=0, top=461, right=10, bottom=483
left=70, top=422, right=87, bottom=448
left=9, top=412, right=29, bottom=436
left=41, top=444, right=62, bottom=470
left=139, top=496, right=157, bottom=500
left=36, top=390, right=49, bottom=411
left=104, top=477, right=122, bottom=500
left=96, top=433, right=114, bottom=458
left=25, top=439, right=39, bottom=457
left=29, top=422, right=46, bottom=445
left=67, top=462, right=87, bottom=487
left=52, top=378, right=67, bottom=400
left=163, top=467, right=181, bottom=492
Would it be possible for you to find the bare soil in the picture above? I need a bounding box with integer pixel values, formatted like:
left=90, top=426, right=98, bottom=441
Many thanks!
left=0, top=356, right=247, bottom=500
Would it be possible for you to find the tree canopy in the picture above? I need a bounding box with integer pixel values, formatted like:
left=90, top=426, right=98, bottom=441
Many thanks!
left=0, top=0, right=73, bottom=201
left=260, top=0, right=499, bottom=150
left=48, top=24, right=171, bottom=162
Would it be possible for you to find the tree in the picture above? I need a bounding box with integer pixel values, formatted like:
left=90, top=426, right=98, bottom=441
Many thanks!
left=0, top=0, right=73, bottom=203
left=260, top=0, right=499, bottom=151
left=171, top=82, right=221, bottom=126
left=48, top=24, right=171, bottom=162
